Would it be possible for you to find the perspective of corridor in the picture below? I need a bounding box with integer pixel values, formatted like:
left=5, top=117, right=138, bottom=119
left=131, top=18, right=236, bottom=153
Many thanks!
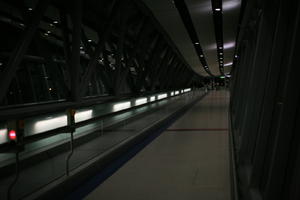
left=85, top=91, right=230, bottom=200
left=1, top=0, right=300, bottom=200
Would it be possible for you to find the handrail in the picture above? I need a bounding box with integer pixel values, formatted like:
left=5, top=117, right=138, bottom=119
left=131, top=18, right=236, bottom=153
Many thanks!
left=0, top=90, right=195, bottom=153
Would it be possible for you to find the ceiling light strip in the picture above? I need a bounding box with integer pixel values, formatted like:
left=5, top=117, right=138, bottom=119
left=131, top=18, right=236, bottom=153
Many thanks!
left=173, top=0, right=214, bottom=76
left=211, top=0, right=225, bottom=76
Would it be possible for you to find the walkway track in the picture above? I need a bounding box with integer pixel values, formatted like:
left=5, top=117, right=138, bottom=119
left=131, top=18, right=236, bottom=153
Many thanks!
left=86, top=90, right=231, bottom=200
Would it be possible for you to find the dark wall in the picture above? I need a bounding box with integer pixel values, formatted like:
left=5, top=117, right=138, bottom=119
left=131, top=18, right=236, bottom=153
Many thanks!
left=230, top=0, right=300, bottom=199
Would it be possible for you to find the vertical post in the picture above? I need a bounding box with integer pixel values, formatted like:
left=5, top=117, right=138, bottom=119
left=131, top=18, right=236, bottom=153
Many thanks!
left=66, top=109, right=76, bottom=176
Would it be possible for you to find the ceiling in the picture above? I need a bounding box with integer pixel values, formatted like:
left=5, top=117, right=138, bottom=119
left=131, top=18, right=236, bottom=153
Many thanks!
left=141, top=0, right=241, bottom=77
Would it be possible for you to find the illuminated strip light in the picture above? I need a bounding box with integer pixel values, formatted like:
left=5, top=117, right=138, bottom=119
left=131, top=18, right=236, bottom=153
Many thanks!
left=150, top=96, right=156, bottom=102
left=34, top=115, right=68, bottom=133
left=184, top=88, right=191, bottom=92
left=113, top=102, right=131, bottom=112
left=0, top=128, right=8, bottom=144
left=175, top=91, right=179, bottom=95
left=171, top=92, right=174, bottom=96
left=135, top=98, right=147, bottom=106
left=157, top=94, right=167, bottom=100
left=75, top=110, right=93, bottom=122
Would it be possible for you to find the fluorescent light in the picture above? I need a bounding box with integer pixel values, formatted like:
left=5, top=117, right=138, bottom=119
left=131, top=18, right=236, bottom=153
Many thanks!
left=215, top=8, right=221, bottom=11
left=28, top=7, right=33, bottom=11
left=150, top=96, right=156, bottom=102
left=135, top=98, right=147, bottom=106
left=34, top=115, right=67, bottom=133
left=157, top=94, right=167, bottom=100
left=113, top=102, right=131, bottom=112
left=195, top=42, right=199, bottom=45
left=88, top=39, right=92, bottom=42
left=0, top=128, right=8, bottom=144
left=75, top=109, right=93, bottom=122
left=53, top=20, right=58, bottom=24
left=200, top=54, right=204, bottom=57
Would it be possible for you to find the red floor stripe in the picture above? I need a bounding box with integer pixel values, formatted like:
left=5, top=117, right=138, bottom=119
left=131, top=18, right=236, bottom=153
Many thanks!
left=166, top=128, right=228, bottom=131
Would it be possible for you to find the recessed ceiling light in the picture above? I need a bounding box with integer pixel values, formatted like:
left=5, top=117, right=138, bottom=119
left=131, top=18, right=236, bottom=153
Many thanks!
left=53, top=20, right=58, bottom=24
left=88, top=39, right=92, bottom=42
left=220, top=52, right=223, bottom=55
left=215, top=8, right=221, bottom=11
left=234, top=55, right=238, bottom=58
left=195, top=42, right=199, bottom=45
left=200, top=54, right=204, bottom=57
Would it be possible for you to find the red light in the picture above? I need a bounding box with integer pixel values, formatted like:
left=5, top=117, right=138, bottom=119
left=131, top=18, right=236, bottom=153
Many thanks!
left=9, top=130, right=17, bottom=140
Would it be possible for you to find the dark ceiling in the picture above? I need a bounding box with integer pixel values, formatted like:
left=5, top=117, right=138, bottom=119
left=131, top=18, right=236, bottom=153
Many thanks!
left=141, top=0, right=241, bottom=77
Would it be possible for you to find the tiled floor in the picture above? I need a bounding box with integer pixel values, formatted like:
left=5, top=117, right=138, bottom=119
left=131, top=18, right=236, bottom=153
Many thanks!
left=85, top=90, right=231, bottom=200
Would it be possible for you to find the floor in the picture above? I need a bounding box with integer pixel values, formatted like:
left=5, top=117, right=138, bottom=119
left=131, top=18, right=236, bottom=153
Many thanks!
left=85, top=90, right=231, bottom=200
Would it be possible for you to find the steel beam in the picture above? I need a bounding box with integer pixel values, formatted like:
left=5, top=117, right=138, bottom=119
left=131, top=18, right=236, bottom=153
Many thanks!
left=0, top=0, right=50, bottom=103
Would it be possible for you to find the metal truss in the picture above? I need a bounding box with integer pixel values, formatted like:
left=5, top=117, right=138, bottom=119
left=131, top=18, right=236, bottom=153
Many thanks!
left=0, top=0, right=203, bottom=118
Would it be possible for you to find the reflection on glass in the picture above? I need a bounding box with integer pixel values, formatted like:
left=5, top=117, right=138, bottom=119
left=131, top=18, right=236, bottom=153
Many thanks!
left=224, top=41, right=236, bottom=49
left=113, top=102, right=131, bottom=112
left=135, top=98, right=147, bottom=106
left=157, top=94, right=167, bottom=100
left=0, top=128, right=8, bottom=144
left=224, top=62, right=233, bottom=67
left=150, top=96, right=156, bottom=102
left=33, top=115, right=67, bottom=133
left=75, top=109, right=93, bottom=122
left=223, top=0, right=241, bottom=11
